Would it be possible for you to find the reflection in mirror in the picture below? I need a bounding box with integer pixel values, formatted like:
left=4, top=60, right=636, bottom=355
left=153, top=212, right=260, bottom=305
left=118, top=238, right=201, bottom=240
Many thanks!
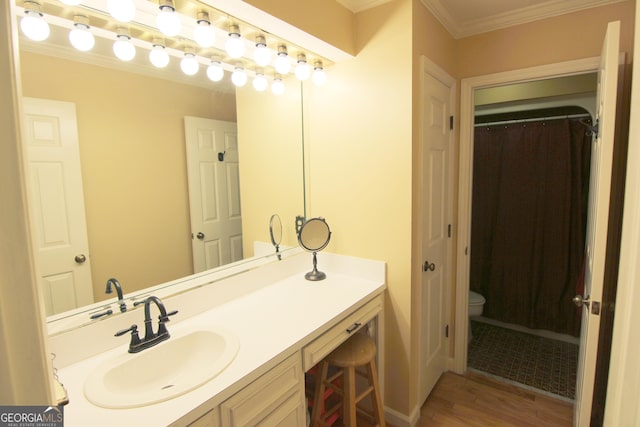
left=269, top=214, right=283, bottom=260
left=298, top=217, right=332, bottom=281
left=16, top=25, right=304, bottom=324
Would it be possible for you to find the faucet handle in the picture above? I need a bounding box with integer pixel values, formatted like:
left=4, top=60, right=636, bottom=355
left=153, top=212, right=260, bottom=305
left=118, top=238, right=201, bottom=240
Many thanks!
left=115, top=324, right=137, bottom=336
left=115, top=324, right=141, bottom=350
left=159, top=310, right=178, bottom=323
left=157, top=310, right=178, bottom=337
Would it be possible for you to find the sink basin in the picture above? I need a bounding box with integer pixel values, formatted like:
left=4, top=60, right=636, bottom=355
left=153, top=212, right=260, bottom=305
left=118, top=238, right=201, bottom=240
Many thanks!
left=84, top=328, right=239, bottom=409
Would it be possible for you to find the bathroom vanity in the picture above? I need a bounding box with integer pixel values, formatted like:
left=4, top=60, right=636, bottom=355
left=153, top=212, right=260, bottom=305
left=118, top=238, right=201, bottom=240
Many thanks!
left=49, top=252, right=385, bottom=426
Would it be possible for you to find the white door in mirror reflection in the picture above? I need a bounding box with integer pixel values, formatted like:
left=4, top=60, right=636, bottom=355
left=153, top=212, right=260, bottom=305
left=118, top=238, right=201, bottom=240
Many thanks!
left=184, top=117, right=242, bottom=272
left=22, top=97, right=94, bottom=315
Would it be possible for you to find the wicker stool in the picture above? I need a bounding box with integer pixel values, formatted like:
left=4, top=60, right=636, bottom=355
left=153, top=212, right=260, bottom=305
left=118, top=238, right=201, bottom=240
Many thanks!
left=310, top=333, right=386, bottom=427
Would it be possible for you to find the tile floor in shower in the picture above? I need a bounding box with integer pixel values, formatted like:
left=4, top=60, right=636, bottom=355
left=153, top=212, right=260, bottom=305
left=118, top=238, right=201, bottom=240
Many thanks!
left=468, top=318, right=579, bottom=400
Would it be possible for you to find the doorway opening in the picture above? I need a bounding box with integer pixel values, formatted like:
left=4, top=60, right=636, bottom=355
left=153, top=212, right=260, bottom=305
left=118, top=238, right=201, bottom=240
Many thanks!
left=453, top=58, right=600, bottom=384
left=454, top=23, right=622, bottom=427
left=466, top=76, right=597, bottom=400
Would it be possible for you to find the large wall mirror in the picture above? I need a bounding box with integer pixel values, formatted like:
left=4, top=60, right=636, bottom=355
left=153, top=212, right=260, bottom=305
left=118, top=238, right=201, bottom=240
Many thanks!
left=14, top=0, right=311, bottom=330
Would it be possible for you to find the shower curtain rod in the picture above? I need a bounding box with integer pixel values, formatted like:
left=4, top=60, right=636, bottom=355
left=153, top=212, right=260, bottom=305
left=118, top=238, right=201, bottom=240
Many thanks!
left=474, top=113, right=592, bottom=127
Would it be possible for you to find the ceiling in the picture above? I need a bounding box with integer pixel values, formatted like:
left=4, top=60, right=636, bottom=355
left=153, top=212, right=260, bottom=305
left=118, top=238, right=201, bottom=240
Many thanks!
left=337, top=0, right=625, bottom=38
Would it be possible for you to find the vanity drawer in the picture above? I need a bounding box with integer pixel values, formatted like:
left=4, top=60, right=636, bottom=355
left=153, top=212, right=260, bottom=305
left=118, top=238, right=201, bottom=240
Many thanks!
left=303, top=293, right=383, bottom=371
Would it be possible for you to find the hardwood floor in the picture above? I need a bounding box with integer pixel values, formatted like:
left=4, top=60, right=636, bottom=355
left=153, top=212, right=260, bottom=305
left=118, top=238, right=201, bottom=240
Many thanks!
left=323, top=371, right=573, bottom=426
left=420, top=371, right=574, bottom=426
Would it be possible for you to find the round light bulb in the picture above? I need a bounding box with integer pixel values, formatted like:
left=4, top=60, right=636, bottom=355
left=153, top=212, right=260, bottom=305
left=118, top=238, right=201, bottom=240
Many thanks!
left=194, top=20, right=215, bottom=48
left=271, top=78, right=285, bottom=95
left=253, top=74, right=268, bottom=92
left=157, top=5, right=181, bottom=37
left=20, top=11, right=50, bottom=42
left=274, top=52, right=291, bottom=75
left=253, top=39, right=271, bottom=67
left=225, top=32, right=245, bottom=59
left=107, top=0, right=135, bottom=22
left=113, top=35, right=135, bottom=61
left=312, top=67, right=327, bottom=85
left=231, top=67, right=247, bottom=87
left=60, top=0, right=82, bottom=5
left=180, top=53, right=199, bottom=76
left=295, top=59, right=310, bottom=81
left=149, top=44, right=169, bottom=68
left=207, top=61, right=224, bottom=82
left=69, top=23, right=95, bottom=51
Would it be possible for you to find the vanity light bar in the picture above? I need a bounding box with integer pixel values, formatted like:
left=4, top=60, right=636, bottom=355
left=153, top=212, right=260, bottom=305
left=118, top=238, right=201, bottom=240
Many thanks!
left=17, top=0, right=330, bottom=86
left=17, top=6, right=244, bottom=75
left=44, top=0, right=309, bottom=72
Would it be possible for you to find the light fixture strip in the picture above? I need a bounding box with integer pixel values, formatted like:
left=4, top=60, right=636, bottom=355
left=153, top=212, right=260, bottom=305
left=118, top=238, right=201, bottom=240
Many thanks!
left=16, top=6, right=259, bottom=77
left=17, top=2, right=330, bottom=80
left=35, top=0, right=327, bottom=65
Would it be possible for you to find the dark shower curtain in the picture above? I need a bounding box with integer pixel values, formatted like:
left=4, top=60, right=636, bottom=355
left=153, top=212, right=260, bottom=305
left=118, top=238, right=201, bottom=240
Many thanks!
left=470, top=118, right=592, bottom=337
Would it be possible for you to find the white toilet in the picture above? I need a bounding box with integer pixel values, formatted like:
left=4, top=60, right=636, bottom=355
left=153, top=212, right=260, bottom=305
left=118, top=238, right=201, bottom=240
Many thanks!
left=469, top=290, right=486, bottom=317
left=468, top=290, right=486, bottom=343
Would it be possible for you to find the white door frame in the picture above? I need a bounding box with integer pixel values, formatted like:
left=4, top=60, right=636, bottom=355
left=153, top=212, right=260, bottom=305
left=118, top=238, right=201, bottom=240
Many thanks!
left=453, top=56, right=601, bottom=374
left=416, top=55, right=456, bottom=407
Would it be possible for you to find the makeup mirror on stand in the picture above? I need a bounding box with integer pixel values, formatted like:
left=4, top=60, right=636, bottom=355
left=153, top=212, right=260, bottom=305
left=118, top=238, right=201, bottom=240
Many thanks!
left=269, top=214, right=283, bottom=260
left=298, top=217, right=331, bottom=281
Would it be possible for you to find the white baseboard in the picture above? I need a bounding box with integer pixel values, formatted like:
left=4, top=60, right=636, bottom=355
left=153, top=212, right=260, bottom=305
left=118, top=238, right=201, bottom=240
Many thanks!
left=385, top=404, right=421, bottom=427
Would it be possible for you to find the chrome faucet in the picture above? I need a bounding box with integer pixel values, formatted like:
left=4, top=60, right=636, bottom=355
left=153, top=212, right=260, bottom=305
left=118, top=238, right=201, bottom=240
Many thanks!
left=105, top=278, right=127, bottom=313
left=115, top=296, right=178, bottom=353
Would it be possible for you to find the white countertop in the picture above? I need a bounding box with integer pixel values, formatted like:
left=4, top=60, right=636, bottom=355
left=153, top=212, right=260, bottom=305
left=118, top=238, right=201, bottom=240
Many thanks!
left=53, top=252, right=385, bottom=426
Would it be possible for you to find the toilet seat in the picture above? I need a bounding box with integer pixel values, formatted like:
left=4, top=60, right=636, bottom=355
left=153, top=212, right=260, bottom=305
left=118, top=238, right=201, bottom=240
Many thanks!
left=469, top=290, right=485, bottom=305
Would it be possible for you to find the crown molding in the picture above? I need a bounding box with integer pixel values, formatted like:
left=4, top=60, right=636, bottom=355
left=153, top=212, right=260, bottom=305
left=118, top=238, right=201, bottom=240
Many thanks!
left=421, top=0, right=626, bottom=39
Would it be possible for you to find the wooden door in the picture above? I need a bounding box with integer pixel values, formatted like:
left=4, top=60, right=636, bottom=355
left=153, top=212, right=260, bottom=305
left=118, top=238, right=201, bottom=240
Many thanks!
left=22, top=97, right=94, bottom=315
left=574, top=20, right=620, bottom=426
left=184, top=116, right=242, bottom=273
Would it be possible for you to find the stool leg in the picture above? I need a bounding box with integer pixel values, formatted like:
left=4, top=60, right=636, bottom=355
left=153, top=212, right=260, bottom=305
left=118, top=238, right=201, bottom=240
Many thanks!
left=311, top=361, right=329, bottom=427
left=366, top=358, right=386, bottom=427
left=343, top=366, right=357, bottom=426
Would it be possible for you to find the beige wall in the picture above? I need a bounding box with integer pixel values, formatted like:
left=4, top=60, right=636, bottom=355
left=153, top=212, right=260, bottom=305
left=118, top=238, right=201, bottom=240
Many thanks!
left=303, top=0, right=414, bottom=415
left=20, top=52, right=236, bottom=300
left=244, top=0, right=356, bottom=56
left=236, top=0, right=418, bottom=415
left=456, top=1, right=635, bottom=78
left=236, top=77, right=305, bottom=253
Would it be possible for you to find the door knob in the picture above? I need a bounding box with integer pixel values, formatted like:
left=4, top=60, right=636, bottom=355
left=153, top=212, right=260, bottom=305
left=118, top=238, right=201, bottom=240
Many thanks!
left=74, top=254, right=86, bottom=264
left=196, top=232, right=205, bottom=240
left=573, top=294, right=590, bottom=309
left=423, top=261, right=436, bottom=272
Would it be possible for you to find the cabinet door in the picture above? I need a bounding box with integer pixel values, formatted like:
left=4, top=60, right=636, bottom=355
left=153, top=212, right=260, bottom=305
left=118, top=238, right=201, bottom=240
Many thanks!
left=254, top=394, right=306, bottom=427
left=220, top=353, right=305, bottom=427
left=189, top=407, right=221, bottom=427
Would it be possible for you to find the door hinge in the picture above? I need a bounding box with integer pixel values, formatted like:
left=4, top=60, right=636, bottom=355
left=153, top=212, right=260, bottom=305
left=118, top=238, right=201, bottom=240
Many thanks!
left=448, top=224, right=452, bottom=238
left=449, top=115, right=454, bottom=130
left=588, top=119, right=599, bottom=138
left=445, top=324, right=449, bottom=338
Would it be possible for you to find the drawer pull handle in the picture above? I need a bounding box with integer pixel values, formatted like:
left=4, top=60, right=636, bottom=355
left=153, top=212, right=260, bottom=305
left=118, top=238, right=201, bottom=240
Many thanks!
left=346, top=322, right=362, bottom=334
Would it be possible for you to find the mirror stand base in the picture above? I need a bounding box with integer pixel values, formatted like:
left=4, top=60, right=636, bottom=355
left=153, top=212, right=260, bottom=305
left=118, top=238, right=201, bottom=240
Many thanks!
left=305, top=269, right=326, bottom=281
